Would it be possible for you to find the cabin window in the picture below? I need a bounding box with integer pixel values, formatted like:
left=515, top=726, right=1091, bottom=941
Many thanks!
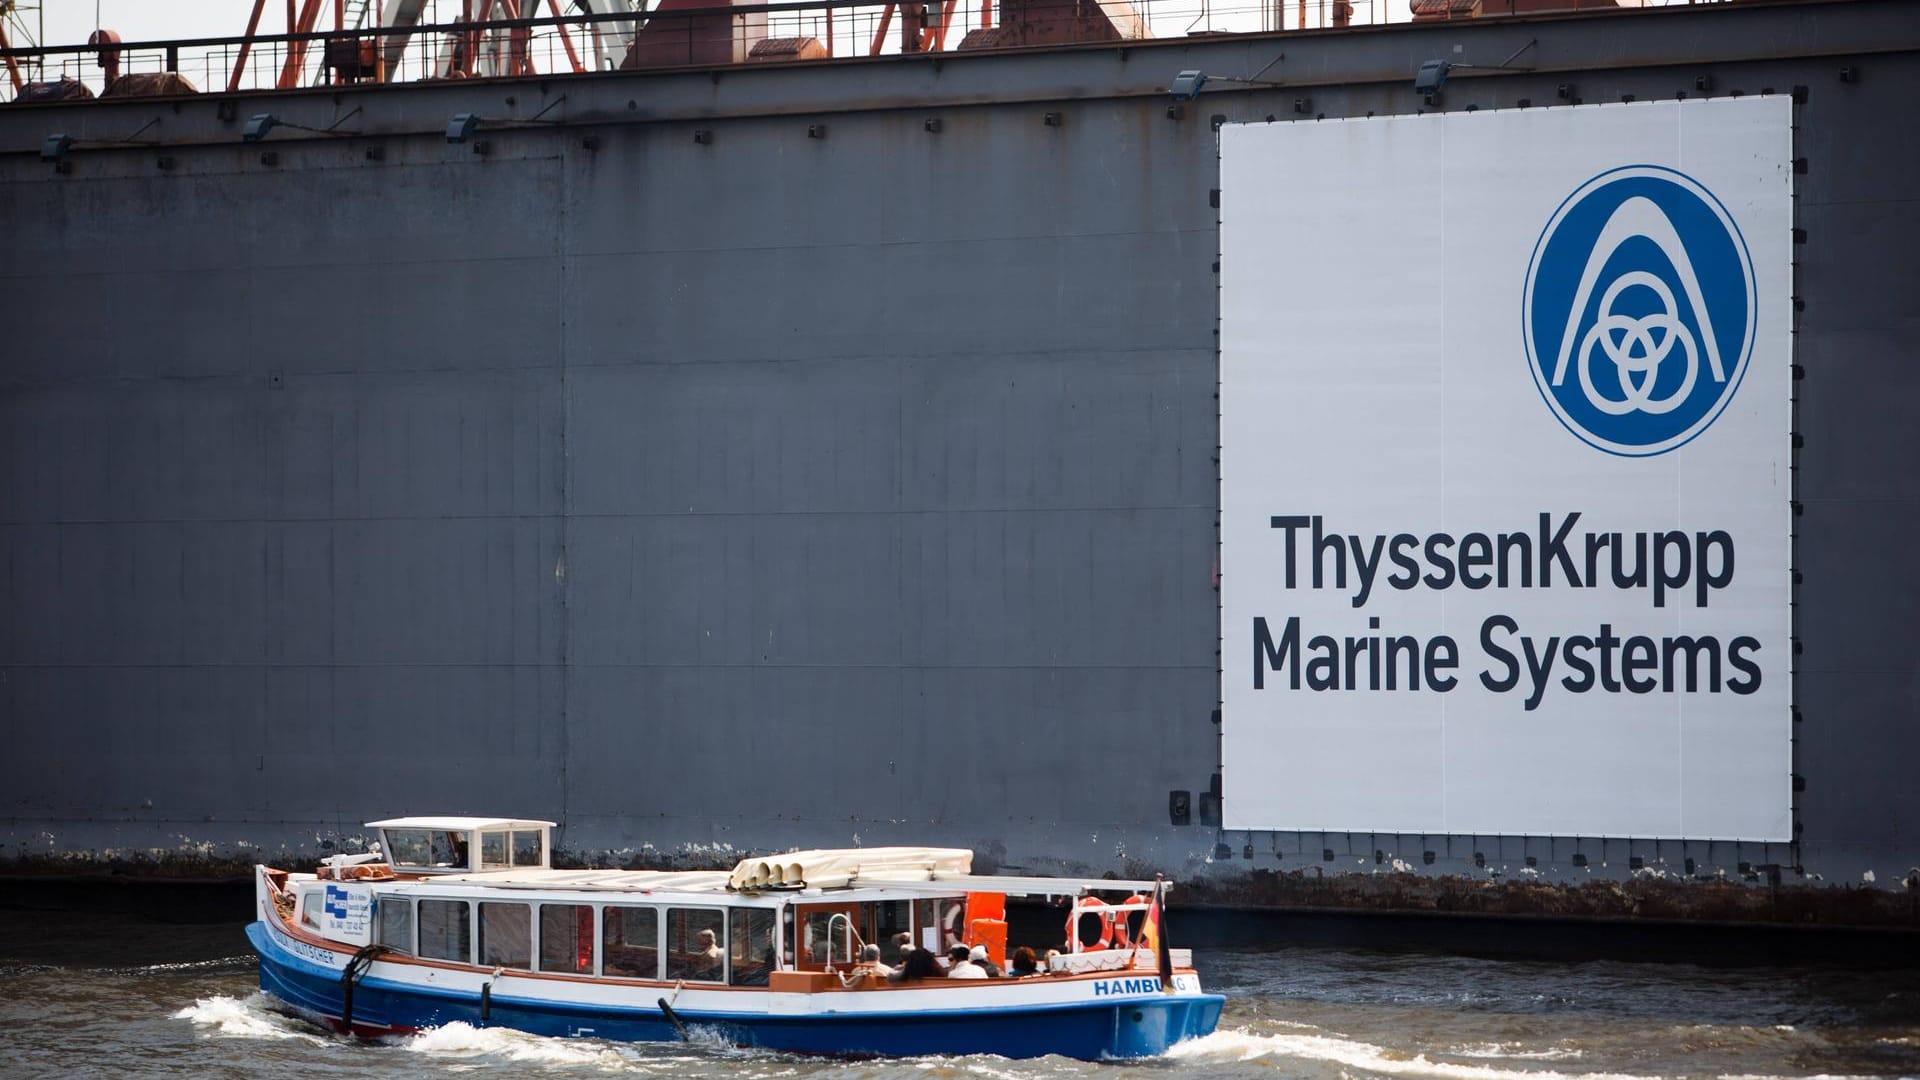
left=666, top=908, right=726, bottom=983
left=914, top=898, right=966, bottom=952
left=800, top=906, right=858, bottom=968
left=873, top=900, right=911, bottom=965
left=480, top=831, right=509, bottom=870
left=299, top=888, right=322, bottom=929
left=512, top=830, right=544, bottom=867
left=602, top=905, right=658, bottom=979
left=418, top=899, right=472, bottom=962
left=479, top=902, right=532, bottom=969
left=729, top=908, right=775, bottom=987
left=378, top=895, right=413, bottom=954
left=386, top=829, right=469, bottom=870
left=539, top=904, right=594, bottom=975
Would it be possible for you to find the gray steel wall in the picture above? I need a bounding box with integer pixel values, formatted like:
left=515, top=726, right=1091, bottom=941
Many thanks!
left=1, top=0, right=1914, bottom=889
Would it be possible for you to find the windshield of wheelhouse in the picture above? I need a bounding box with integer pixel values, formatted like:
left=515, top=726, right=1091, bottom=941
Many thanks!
left=383, top=829, right=469, bottom=870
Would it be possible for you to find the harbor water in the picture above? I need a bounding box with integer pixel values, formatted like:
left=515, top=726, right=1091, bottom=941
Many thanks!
left=1, top=906, right=1917, bottom=1079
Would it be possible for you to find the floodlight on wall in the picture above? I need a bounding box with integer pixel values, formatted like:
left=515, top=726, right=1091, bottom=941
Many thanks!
left=41, top=133, right=72, bottom=163
left=1168, top=53, right=1287, bottom=107
left=1414, top=39, right=1536, bottom=105
left=242, top=114, right=277, bottom=142
left=1414, top=59, right=1452, bottom=98
left=447, top=113, right=480, bottom=143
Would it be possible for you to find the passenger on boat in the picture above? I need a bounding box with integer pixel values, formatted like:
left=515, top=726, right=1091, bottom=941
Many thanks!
left=968, top=944, right=1004, bottom=979
left=839, top=944, right=893, bottom=986
left=945, top=944, right=987, bottom=979
left=692, top=929, right=724, bottom=976
left=1009, top=946, right=1041, bottom=978
left=1043, top=948, right=1062, bottom=972
left=890, top=931, right=914, bottom=963
left=890, top=947, right=941, bottom=983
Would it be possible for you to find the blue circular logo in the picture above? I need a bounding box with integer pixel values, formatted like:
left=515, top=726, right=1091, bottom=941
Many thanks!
left=1522, top=166, right=1756, bottom=457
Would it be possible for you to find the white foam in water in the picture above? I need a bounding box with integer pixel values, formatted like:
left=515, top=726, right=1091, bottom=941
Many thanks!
left=173, top=993, right=329, bottom=1044
left=1451, top=1043, right=1587, bottom=1062
left=1167, top=1028, right=1658, bottom=1080
left=400, top=1021, right=631, bottom=1067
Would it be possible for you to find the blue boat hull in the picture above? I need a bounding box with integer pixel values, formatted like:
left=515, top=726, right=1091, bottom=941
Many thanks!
left=248, top=922, right=1224, bottom=1059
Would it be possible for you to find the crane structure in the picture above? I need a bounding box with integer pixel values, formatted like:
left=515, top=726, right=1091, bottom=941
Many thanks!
left=0, top=0, right=42, bottom=94
left=215, top=0, right=1147, bottom=90
left=226, top=0, right=628, bottom=92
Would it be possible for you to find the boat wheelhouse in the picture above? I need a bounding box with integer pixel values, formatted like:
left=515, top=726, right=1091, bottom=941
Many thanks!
left=248, top=817, right=1223, bottom=1059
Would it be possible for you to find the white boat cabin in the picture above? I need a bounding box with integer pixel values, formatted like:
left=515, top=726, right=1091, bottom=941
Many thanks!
left=272, top=818, right=1176, bottom=988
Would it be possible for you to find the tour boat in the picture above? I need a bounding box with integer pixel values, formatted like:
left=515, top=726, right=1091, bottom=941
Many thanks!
left=245, top=817, right=1224, bottom=1059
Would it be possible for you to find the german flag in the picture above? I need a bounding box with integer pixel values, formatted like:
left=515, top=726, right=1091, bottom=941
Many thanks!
left=1136, top=877, right=1173, bottom=991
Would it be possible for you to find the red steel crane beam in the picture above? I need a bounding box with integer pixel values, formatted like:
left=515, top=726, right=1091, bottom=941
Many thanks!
left=278, top=0, right=328, bottom=88
left=545, top=0, right=587, bottom=73
left=228, top=0, right=270, bottom=91
left=921, top=0, right=958, bottom=52
left=0, top=20, right=23, bottom=95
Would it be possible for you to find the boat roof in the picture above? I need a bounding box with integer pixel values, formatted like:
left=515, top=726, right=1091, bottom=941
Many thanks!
left=425, top=869, right=736, bottom=892
left=366, top=816, right=558, bottom=831
left=352, top=830, right=1167, bottom=899
left=384, top=867, right=1167, bottom=899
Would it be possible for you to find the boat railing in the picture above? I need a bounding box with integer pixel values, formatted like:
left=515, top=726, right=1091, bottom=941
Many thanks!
left=823, top=911, right=863, bottom=968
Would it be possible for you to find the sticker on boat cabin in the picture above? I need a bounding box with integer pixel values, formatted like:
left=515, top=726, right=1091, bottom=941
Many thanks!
left=322, top=883, right=374, bottom=945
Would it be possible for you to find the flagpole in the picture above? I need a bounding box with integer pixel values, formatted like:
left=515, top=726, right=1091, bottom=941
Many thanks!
left=1155, top=874, right=1174, bottom=992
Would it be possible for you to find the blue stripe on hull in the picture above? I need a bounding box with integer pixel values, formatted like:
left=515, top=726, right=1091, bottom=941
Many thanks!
left=246, top=922, right=1223, bottom=1059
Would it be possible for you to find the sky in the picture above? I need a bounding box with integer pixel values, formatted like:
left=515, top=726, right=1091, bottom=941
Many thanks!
left=41, top=0, right=264, bottom=46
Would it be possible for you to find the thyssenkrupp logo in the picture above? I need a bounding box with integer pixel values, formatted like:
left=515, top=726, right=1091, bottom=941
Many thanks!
left=1523, top=165, right=1757, bottom=457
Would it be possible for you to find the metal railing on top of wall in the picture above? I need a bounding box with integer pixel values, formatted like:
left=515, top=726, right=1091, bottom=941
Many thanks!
left=1, top=0, right=1399, bottom=105
left=0, top=0, right=1743, bottom=105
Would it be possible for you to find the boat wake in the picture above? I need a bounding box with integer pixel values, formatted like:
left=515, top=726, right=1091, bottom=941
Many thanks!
left=1450, top=1043, right=1587, bottom=1062
left=174, top=993, right=332, bottom=1045
left=174, top=993, right=822, bottom=1072
left=1166, top=1028, right=1656, bottom=1080
left=397, top=1022, right=638, bottom=1067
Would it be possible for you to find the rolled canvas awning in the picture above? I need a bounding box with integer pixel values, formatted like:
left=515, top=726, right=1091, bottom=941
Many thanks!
left=727, top=847, right=973, bottom=890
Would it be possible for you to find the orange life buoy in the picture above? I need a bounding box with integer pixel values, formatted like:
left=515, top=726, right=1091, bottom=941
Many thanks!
left=942, top=899, right=967, bottom=950
left=1066, top=897, right=1115, bottom=952
left=1113, top=894, right=1152, bottom=948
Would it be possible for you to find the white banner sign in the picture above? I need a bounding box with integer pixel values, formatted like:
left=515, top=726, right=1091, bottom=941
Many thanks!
left=1219, top=98, right=1793, bottom=840
left=322, top=882, right=374, bottom=946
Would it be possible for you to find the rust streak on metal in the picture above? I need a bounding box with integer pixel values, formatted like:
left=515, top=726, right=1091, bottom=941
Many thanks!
left=1172, top=869, right=1920, bottom=931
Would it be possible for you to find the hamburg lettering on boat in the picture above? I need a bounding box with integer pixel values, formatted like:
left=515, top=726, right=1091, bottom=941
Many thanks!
left=1093, top=978, right=1162, bottom=996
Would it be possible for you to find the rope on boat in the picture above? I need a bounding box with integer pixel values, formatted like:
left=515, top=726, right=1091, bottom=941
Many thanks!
left=338, top=944, right=391, bottom=1034
left=480, top=966, right=505, bottom=1023
left=657, top=996, right=691, bottom=1041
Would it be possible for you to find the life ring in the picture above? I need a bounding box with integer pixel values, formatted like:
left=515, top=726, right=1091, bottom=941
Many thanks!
left=943, top=900, right=967, bottom=949
left=1066, top=897, right=1115, bottom=952
left=1113, top=894, right=1152, bottom=948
